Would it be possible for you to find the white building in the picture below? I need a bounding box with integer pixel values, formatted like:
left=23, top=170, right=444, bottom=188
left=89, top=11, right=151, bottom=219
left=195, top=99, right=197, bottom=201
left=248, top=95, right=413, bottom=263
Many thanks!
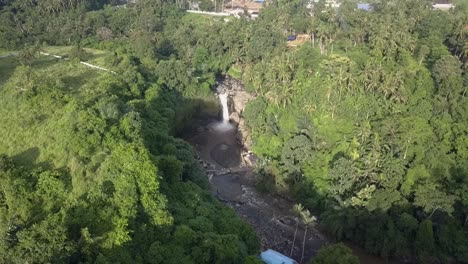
left=307, top=0, right=341, bottom=9
left=432, top=3, right=455, bottom=10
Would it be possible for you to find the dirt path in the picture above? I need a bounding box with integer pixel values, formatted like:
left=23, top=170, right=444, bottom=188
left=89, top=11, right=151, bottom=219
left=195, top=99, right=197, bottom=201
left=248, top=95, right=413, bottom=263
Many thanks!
left=0, top=51, right=116, bottom=74
left=39, top=52, right=117, bottom=74
left=0, top=54, right=16, bottom=58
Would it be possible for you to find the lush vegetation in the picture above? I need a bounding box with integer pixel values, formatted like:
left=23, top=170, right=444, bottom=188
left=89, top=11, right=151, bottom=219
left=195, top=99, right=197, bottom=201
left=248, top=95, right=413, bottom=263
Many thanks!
left=0, top=0, right=467, bottom=263
left=310, top=243, right=359, bottom=264
left=239, top=1, right=468, bottom=263
left=0, top=1, right=258, bottom=263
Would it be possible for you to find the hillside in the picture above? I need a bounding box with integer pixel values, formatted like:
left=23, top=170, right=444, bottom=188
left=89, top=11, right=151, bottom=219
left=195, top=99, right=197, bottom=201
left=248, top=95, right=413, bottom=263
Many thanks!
left=0, top=44, right=259, bottom=263
left=0, top=0, right=467, bottom=263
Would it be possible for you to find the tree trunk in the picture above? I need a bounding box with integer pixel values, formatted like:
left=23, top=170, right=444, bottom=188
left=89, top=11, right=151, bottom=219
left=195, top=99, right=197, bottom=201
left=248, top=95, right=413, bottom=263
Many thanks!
left=429, top=208, right=438, bottom=219
left=319, top=39, right=324, bottom=55
left=290, top=219, right=299, bottom=257
left=301, top=226, right=308, bottom=264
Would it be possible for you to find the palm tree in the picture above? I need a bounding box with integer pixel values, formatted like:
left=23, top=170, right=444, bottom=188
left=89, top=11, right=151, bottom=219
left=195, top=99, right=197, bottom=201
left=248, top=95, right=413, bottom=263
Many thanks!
left=453, top=18, right=467, bottom=44
left=357, top=120, right=372, bottom=144
left=299, top=208, right=316, bottom=264
left=279, top=85, right=293, bottom=108
left=461, top=41, right=468, bottom=61
left=277, top=62, right=292, bottom=84
left=17, top=0, right=35, bottom=9
left=18, top=44, right=42, bottom=66
left=329, top=103, right=337, bottom=120
left=243, top=65, right=255, bottom=83
left=253, top=76, right=265, bottom=95
left=265, top=90, right=280, bottom=107
left=304, top=101, right=317, bottom=114
left=360, top=60, right=383, bottom=95
left=231, top=46, right=245, bottom=65
left=290, top=203, right=304, bottom=257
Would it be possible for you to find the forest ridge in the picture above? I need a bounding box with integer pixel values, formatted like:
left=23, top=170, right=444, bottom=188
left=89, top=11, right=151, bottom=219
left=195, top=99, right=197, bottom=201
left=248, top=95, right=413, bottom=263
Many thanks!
left=0, top=0, right=467, bottom=263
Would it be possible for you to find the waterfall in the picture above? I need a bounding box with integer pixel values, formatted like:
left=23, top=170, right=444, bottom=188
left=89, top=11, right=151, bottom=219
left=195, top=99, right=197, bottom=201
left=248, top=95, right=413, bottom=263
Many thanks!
left=211, top=92, right=233, bottom=132
left=219, top=93, right=230, bottom=123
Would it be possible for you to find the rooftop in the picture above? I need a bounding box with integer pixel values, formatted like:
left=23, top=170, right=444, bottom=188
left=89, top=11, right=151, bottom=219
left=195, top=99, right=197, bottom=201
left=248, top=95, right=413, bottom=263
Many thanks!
left=260, top=249, right=298, bottom=264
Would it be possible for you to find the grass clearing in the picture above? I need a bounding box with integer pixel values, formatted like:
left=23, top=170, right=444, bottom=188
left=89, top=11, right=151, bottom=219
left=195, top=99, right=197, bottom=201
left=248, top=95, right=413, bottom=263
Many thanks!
left=43, top=46, right=111, bottom=68
left=0, top=56, right=20, bottom=87
left=0, top=46, right=113, bottom=89
left=0, top=46, right=111, bottom=169
left=183, top=12, right=225, bottom=25
left=0, top=48, right=11, bottom=56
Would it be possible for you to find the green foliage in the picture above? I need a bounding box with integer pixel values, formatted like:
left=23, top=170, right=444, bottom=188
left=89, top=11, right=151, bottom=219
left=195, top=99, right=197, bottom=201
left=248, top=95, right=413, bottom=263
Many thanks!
left=244, top=256, right=263, bottom=264
left=414, top=181, right=456, bottom=217
left=0, top=156, right=73, bottom=263
left=0, top=5, right=260, bottom=260
left=310, top=243, right=360, bottom=264
left=231, top=0, right=468, bottom=262
left=18, top=45, right=42, bottom=66
left=0, top=0, right=466, bottom=262
left=415, top=220, right=435, bottom=263
left=198, top=0, right=214, bottom=11
left=69, top=44, right=91, bottom=61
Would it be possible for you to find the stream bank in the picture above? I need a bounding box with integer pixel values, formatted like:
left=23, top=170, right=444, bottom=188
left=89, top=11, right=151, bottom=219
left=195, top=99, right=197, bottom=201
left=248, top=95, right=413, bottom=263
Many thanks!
left=184, top=116, right=327, bottom=263
left=182, top=76, right=398, bottom=264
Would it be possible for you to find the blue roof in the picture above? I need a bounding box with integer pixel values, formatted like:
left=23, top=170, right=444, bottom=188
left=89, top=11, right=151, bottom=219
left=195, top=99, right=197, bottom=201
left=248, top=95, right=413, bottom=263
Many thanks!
left=260, top=250, right=297, bottom=264
left=357, top=3, right=371, bottom=11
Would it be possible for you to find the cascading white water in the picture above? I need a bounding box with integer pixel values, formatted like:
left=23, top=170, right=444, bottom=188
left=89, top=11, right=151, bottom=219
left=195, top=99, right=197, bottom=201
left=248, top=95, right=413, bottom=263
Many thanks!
left=219, top=93, right=230, bottom=123
left=210, top=92, right=233, bottom=132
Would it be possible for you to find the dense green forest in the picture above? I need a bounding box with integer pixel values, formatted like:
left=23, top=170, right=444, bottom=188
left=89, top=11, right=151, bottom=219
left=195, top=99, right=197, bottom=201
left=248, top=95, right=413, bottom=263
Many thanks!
left=240, top=1, right=468, bottom=263
left=0, top=0, right=467, bottom=263
left=0, top=1, right=259, bottom=263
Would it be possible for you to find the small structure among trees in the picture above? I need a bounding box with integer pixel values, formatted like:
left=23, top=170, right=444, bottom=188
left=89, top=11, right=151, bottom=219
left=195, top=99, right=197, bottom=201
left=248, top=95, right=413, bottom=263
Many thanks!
left=287, top=34, right=312, bottom=47
left=261, top=249, right=298, bottom=264
left=432, top=0, right=455, bottom=10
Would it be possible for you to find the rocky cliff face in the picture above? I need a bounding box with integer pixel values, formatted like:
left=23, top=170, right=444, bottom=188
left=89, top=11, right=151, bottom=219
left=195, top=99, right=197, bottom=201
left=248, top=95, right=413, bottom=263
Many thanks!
left=230, top=89, right=254, bottom=149
left=216, top=76, right=254, bottom=149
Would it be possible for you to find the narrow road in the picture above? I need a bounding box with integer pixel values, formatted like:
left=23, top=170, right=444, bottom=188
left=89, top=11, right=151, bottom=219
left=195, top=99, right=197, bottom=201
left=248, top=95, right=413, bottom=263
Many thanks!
left=0, top=54, right=16, bottom=58
left=40, top=51, right=117, bottom=74
left=0, top=51, right=116, bottom=74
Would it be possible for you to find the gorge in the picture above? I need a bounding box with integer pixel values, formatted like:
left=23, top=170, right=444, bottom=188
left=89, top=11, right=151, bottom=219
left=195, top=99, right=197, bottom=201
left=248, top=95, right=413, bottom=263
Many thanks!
left=183, top=77, right=397, bottom=264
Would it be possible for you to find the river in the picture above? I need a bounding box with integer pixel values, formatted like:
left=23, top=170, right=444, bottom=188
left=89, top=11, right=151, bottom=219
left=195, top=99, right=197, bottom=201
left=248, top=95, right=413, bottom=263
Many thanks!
left=181, top=76, right=399, bottom=263
left=183, top=116, right=400, bottom=264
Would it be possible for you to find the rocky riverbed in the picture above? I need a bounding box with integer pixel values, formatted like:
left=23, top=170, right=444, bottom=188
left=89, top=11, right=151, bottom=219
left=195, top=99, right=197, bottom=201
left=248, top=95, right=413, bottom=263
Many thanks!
left=185, top=117, right=328, bottom=263
left=186, top=74, right=327, bottom=261
left=183, top=76, right=398, bottom=264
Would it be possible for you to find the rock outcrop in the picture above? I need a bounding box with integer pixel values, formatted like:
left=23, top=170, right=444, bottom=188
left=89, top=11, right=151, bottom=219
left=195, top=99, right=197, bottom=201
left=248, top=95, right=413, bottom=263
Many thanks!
left=216, top=76, right=255, bottom=149
left=236, top=114, right=253, bottom=149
